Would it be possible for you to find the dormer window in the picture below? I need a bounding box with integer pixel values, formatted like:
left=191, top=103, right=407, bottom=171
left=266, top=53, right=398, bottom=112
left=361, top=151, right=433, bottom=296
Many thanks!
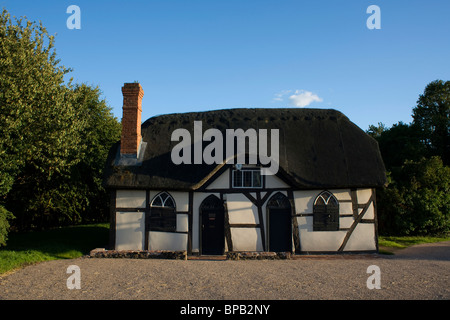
left=232, top=168, right=262, bottom=188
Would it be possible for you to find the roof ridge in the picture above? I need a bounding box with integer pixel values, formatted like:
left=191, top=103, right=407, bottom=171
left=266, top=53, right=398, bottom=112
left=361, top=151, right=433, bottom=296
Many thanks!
left=142, top=108, right=346, bottom=128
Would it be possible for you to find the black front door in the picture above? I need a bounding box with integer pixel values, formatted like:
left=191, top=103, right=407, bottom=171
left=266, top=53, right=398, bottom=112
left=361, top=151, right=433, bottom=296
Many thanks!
left=269, top=208, right=292, bottom=252
left=201, top=196, right=224, bottom=255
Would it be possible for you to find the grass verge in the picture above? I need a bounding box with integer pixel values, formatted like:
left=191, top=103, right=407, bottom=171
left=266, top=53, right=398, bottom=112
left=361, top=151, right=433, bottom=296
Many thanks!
left=0, top=223, right=109, bottom=275
left=378, top=235, right=450, bottom=254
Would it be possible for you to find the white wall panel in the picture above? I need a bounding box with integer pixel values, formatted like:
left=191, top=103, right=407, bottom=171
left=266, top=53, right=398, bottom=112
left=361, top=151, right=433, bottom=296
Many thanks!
left=226, top=193, right=258, bottom=224
left=231, top=228, right=263, bottom=251
left=293, top=190, right=317, bottom=214
left=115, top=211, right=145, bottom=250
left=343, top=224, right=376, bottom=251
left=357, top=188, right=373, bottom=204
left=206, top=169, right=230, bottom=189
left=328, top=189, right=352, bottom=201
left=116, top=190, right=146, bottom=208
left=265, top=175, right=290, bottom=188
left=177, top=214, right=189, bottom=232
left=148, top=231, right=188, bottom=251
left=171, top=191, right=189, bottom=212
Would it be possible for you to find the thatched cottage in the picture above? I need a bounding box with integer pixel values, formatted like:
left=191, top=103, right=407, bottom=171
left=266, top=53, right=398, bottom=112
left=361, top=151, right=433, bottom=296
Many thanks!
left=103, top=83, right=386, bottom=255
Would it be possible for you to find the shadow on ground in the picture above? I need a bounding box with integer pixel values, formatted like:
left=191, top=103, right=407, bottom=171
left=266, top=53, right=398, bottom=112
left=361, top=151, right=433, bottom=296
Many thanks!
left=2, top=224, right=109, bottom=259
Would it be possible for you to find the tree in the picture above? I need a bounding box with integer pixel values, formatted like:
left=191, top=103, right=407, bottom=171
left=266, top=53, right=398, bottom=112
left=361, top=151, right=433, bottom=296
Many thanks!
left=67, top=84, right=121, bottom=223
left=5, top=84, right=120, bottom=230
left=369, top=80, right=449, bottom=236
left=367, top=122, right=387, bottom=139
left=0, top=206, right=14, bottom=246
left=377, top=157, right=449, bottom=236
left=0, top=9, right=121, bottom=235
left=412, top=80, right=450, bottom=165
left=370, top=122, right=426, bottom=170
left=0, top=9, right=82, bottom=233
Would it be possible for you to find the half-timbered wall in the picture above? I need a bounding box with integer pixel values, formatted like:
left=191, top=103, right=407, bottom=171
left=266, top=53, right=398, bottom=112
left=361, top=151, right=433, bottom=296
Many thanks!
left=294, top=188, right=377, bottom=252
left=111, top=171, right=378, bottom=253
left=114, top=190, right=146, bottom=250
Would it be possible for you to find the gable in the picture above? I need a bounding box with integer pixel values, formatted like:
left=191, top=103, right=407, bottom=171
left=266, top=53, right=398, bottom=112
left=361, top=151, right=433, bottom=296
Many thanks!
left=265, top=174, right=290, bottom=189
left=205, top=168, right=230, bottom=190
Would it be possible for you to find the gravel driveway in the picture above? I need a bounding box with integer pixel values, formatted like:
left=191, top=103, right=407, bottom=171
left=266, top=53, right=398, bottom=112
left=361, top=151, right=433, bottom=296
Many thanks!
left=1, top=241, right=449, bottom=300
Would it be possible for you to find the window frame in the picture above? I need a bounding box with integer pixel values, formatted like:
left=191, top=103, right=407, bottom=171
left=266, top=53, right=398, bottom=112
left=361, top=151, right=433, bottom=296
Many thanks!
left=313, top=191, right=339, bottom=231
left=148, top=192, right=176, bottom=232
left=231, top=168, right=263, bottom=189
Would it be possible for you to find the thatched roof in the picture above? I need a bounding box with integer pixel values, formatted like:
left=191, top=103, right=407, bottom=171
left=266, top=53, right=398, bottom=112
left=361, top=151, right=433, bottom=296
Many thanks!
left=103, top=108, right=386, bottom=190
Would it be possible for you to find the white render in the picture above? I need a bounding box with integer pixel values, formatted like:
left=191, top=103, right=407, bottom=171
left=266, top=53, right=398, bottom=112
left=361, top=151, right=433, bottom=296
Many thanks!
left=148, top=231, right=188, bottom=251
left=293, top=190, right=319, bottom=213
left=116, top=190, right=146, bottom=208
left=113, top=175, right=378, bottom=253
left=206, top=168, right=230, bottom=189
left=227, top=193, right=259, bottom=224
left=115, top=211, right=145, bottom=250
left=231, top=228, right=263, bottom=251
left=265, top=174, right=290, bottom=189
left=177, top=214, right=189, bottom=232
left=344, top=223, right=377, bottom=251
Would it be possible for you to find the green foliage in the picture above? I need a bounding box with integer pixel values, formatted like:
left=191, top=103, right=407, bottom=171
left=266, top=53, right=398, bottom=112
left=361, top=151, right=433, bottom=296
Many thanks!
left=66, top=84, right=121, bottom=223
left=366, top=122, right=387, bottom=139
left=377, top=157, right=449, bottom=236
left=413, top=80, right=450, bottom=165
left=0, top=9, right=121, bottom=233
left=0, top=10, right=76, bottom=198
left=0, top=205, right=14, bottom=246
left=0, top=223, right=109, bottom=274
left=371, top=122, right=427, bottom=169
left=369, top=79, right=449, bottom=236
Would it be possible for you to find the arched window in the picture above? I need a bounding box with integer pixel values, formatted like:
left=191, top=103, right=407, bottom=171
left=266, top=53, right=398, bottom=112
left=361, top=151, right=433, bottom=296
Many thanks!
left=149, top=192, right=176, bottom=232
left=313, top=191, right=339, bottom=231
left=151, top=192, right=175, bottom=208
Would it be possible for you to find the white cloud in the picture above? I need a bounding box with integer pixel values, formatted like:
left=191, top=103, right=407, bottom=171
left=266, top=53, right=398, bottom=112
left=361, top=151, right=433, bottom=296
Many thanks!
left=289, top=90, right=323, bottom=107
left=272, top=90, right=292, bottom=102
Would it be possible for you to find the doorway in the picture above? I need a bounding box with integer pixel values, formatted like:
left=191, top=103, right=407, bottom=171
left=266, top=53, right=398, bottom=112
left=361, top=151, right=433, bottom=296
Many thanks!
left=200, top=195, right=225, bottom=255
left=267, top=192, right=292, bottom=252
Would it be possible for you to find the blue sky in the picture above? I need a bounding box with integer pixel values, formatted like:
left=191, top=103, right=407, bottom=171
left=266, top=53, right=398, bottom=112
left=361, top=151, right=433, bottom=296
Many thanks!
left=1, top=0, right=449, bottom=131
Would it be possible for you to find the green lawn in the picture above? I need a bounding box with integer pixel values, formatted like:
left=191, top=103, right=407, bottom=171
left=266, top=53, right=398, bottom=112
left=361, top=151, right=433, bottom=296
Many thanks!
left=378, top=235, right=450, bottom=254
left=0, top=223, right=109, bottom=274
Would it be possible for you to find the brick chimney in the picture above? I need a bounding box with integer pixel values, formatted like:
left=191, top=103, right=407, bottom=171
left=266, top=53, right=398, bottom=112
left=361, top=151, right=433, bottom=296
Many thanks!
left=120, top=83, right=144, bottom=156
